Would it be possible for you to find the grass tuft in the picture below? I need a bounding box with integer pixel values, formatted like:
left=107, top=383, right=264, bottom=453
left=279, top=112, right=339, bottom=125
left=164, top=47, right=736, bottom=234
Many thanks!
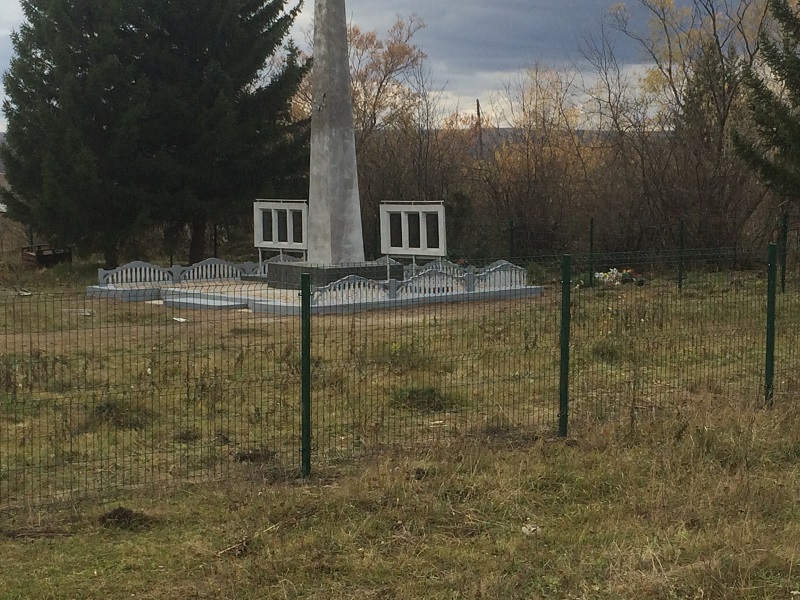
left=468, top=412, right=539, bottom=444
left=590, top=338, right=631, bottom=363
left=98, top=506, right=155, bottom=531
left=233, top=447, right=277, bottom=464
left=173, top=429, right=202, bottom=444
left=371, top=340, right=453, bottom=374
left=389, top=386, right=461, bottom=412
left=82, top=400, right=154, bottom=431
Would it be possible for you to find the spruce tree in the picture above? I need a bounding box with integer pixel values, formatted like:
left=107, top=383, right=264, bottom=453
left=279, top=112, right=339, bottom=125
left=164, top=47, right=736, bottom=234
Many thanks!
left=2, top=0, right=153, bottom=267
left=131, top=0, right=310, bottom=263
left=734, top=0, right=800, bottom=203
left=2, top=0, right=309, bottom=266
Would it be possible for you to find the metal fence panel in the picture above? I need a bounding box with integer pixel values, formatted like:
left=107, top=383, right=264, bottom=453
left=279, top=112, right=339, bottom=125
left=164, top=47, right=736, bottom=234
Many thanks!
left=568, top=250, right=769, bottom=431
left=0, top=283, right=301, bottom=506
left=309, top=256, right=563, bottom=464
left=1, top=247, right=798, bottom=507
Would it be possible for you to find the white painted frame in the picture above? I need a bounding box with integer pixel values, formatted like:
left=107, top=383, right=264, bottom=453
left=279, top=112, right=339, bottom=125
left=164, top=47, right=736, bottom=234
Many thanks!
left=253, top=200, right=308, bottom=251
left=379, top=202, right=447, bottom=258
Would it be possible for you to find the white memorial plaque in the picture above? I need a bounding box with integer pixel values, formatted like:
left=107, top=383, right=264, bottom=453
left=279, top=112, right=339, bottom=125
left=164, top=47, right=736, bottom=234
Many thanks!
left=379, top=202, right=447, bottom=258
left=254, top=200, right=308, bottom=251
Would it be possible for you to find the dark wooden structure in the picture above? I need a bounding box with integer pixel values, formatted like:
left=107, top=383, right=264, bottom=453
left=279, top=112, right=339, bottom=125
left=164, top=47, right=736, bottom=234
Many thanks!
left=21, top=244, right=72, bottom=268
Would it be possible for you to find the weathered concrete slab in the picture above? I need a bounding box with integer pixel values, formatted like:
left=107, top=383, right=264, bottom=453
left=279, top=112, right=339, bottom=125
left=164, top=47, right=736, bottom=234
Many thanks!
left=86, top=285, right=162, bottom=302
left=162, top=288, right=250, bottom=310
left=251, top=285, right=544, bottom=315
left=250, top=260, right=404, bottom=289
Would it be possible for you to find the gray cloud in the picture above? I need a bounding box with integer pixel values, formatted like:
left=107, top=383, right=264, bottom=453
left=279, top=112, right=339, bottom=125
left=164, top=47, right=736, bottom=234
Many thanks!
left=0, top=34, right=12, bottom=76
left=0, top=0, right=659, bottom=129
left=352, top=2, right=648, bottom=62
left=1, top=1, right=22, bottom=80
left=310, top=0, right=655, bottom=103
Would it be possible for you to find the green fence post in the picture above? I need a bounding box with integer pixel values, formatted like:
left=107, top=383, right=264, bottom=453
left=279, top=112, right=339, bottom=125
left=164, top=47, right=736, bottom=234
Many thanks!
left=589, top=218, right=595, bottom=288
left=765, top=244, right=777, bottom=407
left=780, top=213, right=789, bottom=294
left=300, top=273, right=312, bottom=476
left=559, top=255, right=572, bottom=437
left=678, top=219, right=685, bottom=291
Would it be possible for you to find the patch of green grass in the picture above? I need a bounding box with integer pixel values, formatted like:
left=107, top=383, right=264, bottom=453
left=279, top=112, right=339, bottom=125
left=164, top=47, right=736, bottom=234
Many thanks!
left=80, top=399, right=155, bottom=432
left=389, top=386, right=461, bottom=413
left=0, top=255, right=101, bottom=290
left=590, top=338, right=631, bottom=363
left=0, top=350, right=73, bottom=395
left=173, top=429, right=202, bottom=444
left=370, top=339, right=454, bottom=374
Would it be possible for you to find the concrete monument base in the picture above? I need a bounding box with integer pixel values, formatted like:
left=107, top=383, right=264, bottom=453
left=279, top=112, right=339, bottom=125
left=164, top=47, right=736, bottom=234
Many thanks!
left=244, top=260, right=404, bottom=289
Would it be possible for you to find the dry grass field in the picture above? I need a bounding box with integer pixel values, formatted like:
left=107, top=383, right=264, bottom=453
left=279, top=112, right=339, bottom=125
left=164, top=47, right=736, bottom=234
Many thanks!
left=1, top=396, right=799, bottom=599
left=0, top=260, right=798, bottom=598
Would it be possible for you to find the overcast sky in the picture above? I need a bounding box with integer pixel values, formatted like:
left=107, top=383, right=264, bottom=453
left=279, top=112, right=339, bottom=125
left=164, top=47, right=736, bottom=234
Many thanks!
left=0, top=0, right=656, bottom=130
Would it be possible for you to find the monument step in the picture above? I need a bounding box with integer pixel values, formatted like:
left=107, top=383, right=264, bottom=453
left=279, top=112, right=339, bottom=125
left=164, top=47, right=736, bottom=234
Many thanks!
left=162, top=289, right=250, bottom=310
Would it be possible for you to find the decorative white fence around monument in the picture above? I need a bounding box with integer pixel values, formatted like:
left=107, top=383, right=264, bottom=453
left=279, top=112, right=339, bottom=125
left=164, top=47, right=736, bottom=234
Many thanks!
left=179, top=258, right=257, bottom=282
left=413, top=258, right=466, bottom=279
left=94, top=258, right=535, bottom=311
left=473, top=261, right=528, bottom=291
left=313, top=275, right=392, bottom=306
left=98, top=261, right=175, bottom=285
left=313, top=260, right=529, bottom=305
left=396, top=271, right=466, bottom=297
left=98, top=259, right=260, bottom=285
left=98, top=258, right=527, bottom=289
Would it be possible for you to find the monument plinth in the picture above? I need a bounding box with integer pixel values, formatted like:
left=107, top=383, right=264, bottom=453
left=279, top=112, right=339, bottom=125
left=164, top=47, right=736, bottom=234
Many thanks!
left=263, top=259, right=404, bottom=289
left=307, top=0, right=365, bottom=265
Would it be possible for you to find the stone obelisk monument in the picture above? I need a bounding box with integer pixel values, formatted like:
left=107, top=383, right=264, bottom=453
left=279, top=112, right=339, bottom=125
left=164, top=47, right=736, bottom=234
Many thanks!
left=307, top=0, right=365, bottom=265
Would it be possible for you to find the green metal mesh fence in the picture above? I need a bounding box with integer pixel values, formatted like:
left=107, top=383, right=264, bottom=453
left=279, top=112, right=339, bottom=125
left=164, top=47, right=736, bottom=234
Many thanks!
left=0, top=284, right=302, bottom=506
left=777, top=243, right=800, bottom=402
left=309, top=256, right=564, bottom=463
left=568, top=250, right=770, bottom=431
left=0, top=247, right=798, bottom=507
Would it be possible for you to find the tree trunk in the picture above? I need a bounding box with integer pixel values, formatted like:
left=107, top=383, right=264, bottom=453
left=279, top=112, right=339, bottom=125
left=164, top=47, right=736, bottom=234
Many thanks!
left=188, top=215, right=207, bottom=264
left=103, top=242, right=119, bottom=269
